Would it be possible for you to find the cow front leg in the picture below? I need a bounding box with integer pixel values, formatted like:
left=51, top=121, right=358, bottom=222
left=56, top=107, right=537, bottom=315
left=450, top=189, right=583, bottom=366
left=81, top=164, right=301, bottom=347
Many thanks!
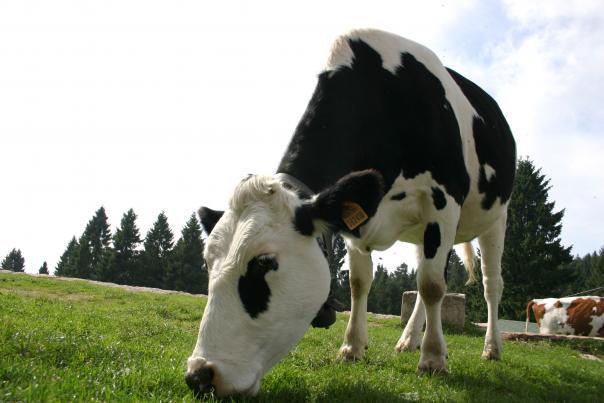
left=477, top=213, right=506, bottom=360
left=416, top=218, right=457, bottom=373
left=339, top=246, right=373, bottom=361
left=396, top=247, right=426, bottom=352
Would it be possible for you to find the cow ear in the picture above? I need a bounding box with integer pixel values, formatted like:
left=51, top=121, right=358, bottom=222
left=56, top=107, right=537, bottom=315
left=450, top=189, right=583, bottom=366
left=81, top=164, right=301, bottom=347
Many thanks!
left=294, top=170, right=384, bottom=236
left=198, top=207, right=224, bottom=235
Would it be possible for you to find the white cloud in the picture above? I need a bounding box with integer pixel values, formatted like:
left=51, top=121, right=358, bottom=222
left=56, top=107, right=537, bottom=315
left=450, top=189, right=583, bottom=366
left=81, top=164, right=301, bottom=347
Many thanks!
left=478, top=1, right=604, bottom=255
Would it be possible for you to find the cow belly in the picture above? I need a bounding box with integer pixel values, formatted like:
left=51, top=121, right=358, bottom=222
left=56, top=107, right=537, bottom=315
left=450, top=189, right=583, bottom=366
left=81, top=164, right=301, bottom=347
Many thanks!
left=456, top=193, right=507, bottom=243
left=540, top=309, right=574, bottom=335
left=358, top=173, right=509, bottom=249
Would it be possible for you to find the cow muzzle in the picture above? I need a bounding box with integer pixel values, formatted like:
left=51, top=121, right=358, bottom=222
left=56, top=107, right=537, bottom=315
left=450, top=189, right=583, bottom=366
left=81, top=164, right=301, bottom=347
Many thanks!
left=185, top=362, right=215, bottom=397
left=186, top=356, right=261, bottom=397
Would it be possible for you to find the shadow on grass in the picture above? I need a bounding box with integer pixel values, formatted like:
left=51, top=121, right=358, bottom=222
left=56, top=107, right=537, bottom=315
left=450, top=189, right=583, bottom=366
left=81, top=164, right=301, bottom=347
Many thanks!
left=202, top=372, right=419, bottom=403
left=548, top=338, right=604, bottom=356
left=443, top=360, right=603, bottom=403
left=235, top=381, right=417, bottom=403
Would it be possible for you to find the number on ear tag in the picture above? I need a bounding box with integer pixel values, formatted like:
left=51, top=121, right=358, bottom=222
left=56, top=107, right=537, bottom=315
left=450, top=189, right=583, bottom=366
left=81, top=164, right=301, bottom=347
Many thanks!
left=342, top=201, right=369, bottom=230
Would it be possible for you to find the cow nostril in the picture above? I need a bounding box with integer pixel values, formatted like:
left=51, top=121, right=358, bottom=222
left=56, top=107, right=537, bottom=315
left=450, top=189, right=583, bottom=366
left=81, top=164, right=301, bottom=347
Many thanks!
left=185, top=366, right=215, bottom=395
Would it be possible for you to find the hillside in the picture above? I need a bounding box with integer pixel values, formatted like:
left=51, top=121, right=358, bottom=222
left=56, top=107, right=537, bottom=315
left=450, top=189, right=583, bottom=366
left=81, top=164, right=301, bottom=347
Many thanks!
left=1, top=272, right=603, bottom=402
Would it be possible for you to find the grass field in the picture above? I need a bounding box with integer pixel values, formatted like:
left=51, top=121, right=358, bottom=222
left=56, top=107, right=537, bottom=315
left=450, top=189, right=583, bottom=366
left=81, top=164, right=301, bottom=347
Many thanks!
left=1, top=272, right=603, bottom=402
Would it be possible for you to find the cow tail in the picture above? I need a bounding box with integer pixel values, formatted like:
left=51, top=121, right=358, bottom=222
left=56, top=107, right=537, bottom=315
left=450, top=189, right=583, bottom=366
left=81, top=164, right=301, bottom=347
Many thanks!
left=460, top=242, right=477, bottom=285
left=525, top=300, right=535, bottom=332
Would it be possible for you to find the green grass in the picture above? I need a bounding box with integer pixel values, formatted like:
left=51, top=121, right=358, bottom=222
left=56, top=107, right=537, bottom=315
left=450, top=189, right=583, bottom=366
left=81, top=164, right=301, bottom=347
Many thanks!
left=1, top=273, right=603, bottom=402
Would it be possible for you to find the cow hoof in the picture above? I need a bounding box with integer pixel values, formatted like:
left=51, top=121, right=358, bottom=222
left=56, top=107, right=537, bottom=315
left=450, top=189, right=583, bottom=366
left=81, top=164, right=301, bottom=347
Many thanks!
left=395, top=337, right=421, bottom=353
left=416, top=359, right=448, bottom=375
left=481, top=348, right=501, bottom=361
left=417, top=351, right=448, bottom=375
left=339, top=344, right=365, bottom=361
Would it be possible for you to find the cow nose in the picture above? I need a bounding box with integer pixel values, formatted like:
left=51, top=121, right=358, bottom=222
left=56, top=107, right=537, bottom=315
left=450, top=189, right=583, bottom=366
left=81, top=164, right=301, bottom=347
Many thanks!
left=185, top=365, right=215, bottom=396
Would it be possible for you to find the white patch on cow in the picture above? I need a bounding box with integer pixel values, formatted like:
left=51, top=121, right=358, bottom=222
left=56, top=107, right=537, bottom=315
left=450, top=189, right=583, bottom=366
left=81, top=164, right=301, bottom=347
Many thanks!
left=187, top=175, right=330, bottom=397
left=484, top=163, right=496, bottom=182
left=589, top=313, right=604, bottom=337
left=356, top=170, right=501, bottom=252
left=353, top=172, right=429, bottom=251
left=540, top=306, right=570, bottom=335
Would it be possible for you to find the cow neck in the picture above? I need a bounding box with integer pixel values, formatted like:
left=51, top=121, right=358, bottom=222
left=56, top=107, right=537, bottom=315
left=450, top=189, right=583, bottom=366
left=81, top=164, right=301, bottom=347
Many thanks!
left=274, top=172, right=335, bottom=271
left=275, top=171, right=341, bottom=327
left=276, top=151, right=353, bottom=195
left=274, top=173, right=315, bottom=199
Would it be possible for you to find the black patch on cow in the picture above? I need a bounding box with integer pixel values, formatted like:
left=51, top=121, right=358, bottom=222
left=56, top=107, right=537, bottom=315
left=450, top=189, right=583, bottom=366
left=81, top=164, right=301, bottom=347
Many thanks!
left=294, top=206, right=315, bottom=236
left=447, top=68, right=516, bottom=210
left=394, top=53, right=470, bottom=205
left=293, top=169, right=384, bottom=237
left=311, top=298, right=337, bottom=329
left=238, top=254, right=279, bottom=319
left=391, top=192, right=406, bottom=201
left=277, top=38, right=471, bottom=209
left=431, top=187, right=446, bottom=210
left=198, top=207, right=224, bottom=235
left=423, top=222, right=441, bottom=259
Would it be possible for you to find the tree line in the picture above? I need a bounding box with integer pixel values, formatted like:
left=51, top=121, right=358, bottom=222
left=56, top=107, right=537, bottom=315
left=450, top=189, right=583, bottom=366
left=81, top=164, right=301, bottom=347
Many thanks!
left=2, top=158, right=603, bottom=320
left=2, top=209, right=208, bottom=294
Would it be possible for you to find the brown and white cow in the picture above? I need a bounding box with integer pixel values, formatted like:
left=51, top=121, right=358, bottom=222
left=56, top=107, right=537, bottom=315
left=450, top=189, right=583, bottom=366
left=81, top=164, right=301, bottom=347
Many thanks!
left=525, top=296, right=604, bottom=337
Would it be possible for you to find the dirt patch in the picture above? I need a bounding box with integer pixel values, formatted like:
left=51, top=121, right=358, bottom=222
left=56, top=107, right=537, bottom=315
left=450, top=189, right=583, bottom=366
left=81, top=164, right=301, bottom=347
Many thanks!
left=500, top=331, right=603, bottom=342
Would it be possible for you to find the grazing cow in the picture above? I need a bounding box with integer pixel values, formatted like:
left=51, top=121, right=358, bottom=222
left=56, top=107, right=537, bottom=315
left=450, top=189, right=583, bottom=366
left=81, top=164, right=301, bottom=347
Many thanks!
left=186, top=29, right=516, bottom=397
left=526, top=296, right=604, bottom=337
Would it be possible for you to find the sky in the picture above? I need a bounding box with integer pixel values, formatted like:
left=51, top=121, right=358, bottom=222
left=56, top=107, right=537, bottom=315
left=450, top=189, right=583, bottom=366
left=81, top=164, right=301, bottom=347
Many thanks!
left=1, top=0, right=603, bottom=274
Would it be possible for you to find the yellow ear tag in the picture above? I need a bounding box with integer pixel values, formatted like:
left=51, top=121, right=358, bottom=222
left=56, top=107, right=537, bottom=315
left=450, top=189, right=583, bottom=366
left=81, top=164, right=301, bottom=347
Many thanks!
left=342, top=201, right=369, bottom=230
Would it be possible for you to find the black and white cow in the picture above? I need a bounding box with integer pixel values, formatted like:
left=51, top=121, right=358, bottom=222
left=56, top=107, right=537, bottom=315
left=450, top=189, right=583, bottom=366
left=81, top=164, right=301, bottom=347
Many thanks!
left=186, top=29, right=516, bottom=397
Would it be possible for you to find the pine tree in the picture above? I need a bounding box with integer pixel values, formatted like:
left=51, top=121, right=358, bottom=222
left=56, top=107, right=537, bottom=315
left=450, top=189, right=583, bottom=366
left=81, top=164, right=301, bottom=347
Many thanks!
left=387, top=262, right=417, bottom=315
left=445, top=249, right=467, bottom=293
left=55, top=237, right=79, bottom=276
left=1, top=249, right=25, bottom=272
left=165, top=214, right=207, bottom=293
left=462, top=254, right=487, bottom=323
left=337, top=261, right=417, bottom=315
left=39, top=261, right=49, bottom=275
left=334, top=269, right=351, bottom=311
left=566, top=247, right=604, bottom=295
left=500, top=158, right=573, bottom=319
left=368, top=264, right=390, bottom=314
left=72, top=207, right=112, bottom=279
left=141, top=212, right=175, bottom=288
left=319, top=234, right=347, bottom=299
left=98, top=209, right=141, bottom=284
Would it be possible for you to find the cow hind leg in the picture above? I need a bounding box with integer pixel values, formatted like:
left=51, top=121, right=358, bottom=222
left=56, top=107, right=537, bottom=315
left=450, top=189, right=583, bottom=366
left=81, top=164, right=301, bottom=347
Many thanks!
left=477, top=212, right=506, bottom=360
left=339, top=246, right=373, bottom=361
left=396, top=246, right=426, bottom=352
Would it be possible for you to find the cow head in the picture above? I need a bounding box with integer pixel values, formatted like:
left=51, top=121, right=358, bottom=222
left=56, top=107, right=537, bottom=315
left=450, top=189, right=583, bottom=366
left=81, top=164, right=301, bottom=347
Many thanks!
left=185, top=170, right=383, bottom=397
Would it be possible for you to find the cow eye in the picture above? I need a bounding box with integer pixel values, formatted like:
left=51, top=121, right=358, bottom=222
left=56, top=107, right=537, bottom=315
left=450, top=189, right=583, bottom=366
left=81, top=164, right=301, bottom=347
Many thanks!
left=248, top=254, right=279, bottom=274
